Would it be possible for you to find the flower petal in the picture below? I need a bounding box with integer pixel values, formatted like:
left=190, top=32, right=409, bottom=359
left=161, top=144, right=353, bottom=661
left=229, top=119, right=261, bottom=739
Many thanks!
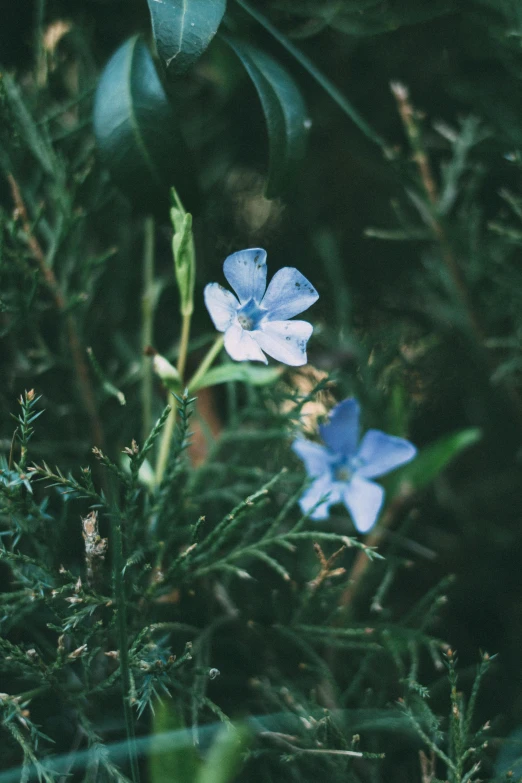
left=298, top=475, right=342, bottom=520
left=223, top=248, right=267, bottom=304
left=292, top=439, right=331, bottom=478
left=319, top=398, right=360, bottom=459
left=356, top=430, right=417, bottom=479
left=342, top=475, right=384, bottom=533
left=204, top=283, right=239, bottom=332
left=261, top=267, right=319, bottom=321
left=253, top=320, right=312, bottom=366
left=224, top=323, right=267, bottom=364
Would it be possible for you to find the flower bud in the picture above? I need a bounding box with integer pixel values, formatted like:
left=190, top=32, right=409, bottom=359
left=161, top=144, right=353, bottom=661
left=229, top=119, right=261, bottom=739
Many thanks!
left=153, top=354, right=180, bottom=391
left=170, top=187, right=196, bottom=317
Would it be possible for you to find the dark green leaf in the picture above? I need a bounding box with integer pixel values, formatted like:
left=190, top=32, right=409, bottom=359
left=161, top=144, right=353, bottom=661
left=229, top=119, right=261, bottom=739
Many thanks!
left=333, top=0, right=455, bottom=36
left=274, top=0, right=455, bottom=36
left=235, top=0, right=386, bottom=147
left=147, top=0, right=227, bottom=78
left=93, top=35, right=196, bottom=209
left=221, top=34, right=309, bottom=198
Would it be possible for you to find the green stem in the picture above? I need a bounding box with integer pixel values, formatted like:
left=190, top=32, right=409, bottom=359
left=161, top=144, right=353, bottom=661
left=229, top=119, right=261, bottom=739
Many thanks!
left=34, top=0, right=47, bottom=87
left=14, top=685, right=51, bottom=702
left=141, top=216, right=155, bottom=443
left=154, top=313, right=193, bottom=485
left=154, top=400, right=177, bottom=487
left=111, top=514, right=140, bottom=783
left=187, top=334, right=225, bottom=393
left=177, top=311, right=192, bottom=380
left=234, top=0, right=388, bottom=149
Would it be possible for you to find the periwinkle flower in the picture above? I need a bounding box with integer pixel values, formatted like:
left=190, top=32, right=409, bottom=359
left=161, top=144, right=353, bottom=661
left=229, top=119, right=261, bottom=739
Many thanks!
left=292, top=398, right=417, bottom=533
left=204, top=248, right=318, bottom=366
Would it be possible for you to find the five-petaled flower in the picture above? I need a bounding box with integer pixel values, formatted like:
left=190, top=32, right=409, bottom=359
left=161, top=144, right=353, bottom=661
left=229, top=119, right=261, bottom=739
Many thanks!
left=204, top=248, right=319, bottom=366
left=292, top=398, right=417, bottom=533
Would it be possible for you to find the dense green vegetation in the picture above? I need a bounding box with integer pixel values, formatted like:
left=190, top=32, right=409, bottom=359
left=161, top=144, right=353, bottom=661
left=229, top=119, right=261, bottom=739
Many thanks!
left=2, top=1, right=522, bottom=781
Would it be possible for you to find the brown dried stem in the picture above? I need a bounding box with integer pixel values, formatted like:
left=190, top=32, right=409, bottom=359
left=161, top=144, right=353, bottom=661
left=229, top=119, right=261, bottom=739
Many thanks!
left=390, top=82, right=483, bottom=339
left=419, top=749, right=437, bottom=783
left=7, top=172, right=104, bottom=448
left=390, top=82, right=522, bottom=427
left=339, top=490, right=415, bottom=612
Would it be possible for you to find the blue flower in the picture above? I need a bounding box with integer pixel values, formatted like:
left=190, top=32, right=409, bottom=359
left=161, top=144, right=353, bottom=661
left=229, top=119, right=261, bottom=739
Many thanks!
left=204, top=248, right=319, bottom=366
left=292, top=398, right=417, bottom=533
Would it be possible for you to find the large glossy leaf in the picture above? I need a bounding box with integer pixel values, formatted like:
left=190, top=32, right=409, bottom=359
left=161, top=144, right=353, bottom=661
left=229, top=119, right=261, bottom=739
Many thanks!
left=221, top=35, right=310, bottom=198
left=235, top=0, right=386, bottom=147
left=147, top=0, right=227, bottom=78
left=93, top=35, right=196, bottom=208
left=387, top=427, right=482, bottom=496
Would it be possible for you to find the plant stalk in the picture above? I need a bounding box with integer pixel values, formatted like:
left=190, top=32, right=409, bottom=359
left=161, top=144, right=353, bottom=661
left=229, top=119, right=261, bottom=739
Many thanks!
left=187, top=334, right=225, bottom=393
left=390, top=81, right=522, bottom=428
left=7, top=173, right=105, bottom=449
left=154, top=313, right=193, bottom=485
left=34, top=0, right=47, bottom=87
left=111, top=513, right=140, bottom=783
left=141, top=216, right=155, bottom=443
left=177, top=311, right=192, bottom=381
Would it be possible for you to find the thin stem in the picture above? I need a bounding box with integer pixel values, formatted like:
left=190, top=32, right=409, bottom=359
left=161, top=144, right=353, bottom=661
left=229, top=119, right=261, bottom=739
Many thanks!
left=141, top=216, right=155, bottom=443
left=111, top=513, right=140, bottom=783
left=187, top=334, right=225, bottom=393
left=177, top=312, right=192, bottom=380
left=234, top=0, right=388, bottom=149
left=34, top=0, right=47, bottom=87
left=154, top=313, right=193, bottom=485
left=154, top=402, right=177, bottom=487
left=259, top=733, right=367, bottom=758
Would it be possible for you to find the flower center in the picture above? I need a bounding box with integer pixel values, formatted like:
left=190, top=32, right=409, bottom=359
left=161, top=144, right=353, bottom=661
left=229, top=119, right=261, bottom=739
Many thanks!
left=335, top=466, right=352, bottom=482
left=237, top=299, right=264, bottom=331
left=333, top=456, right=364, bottom=483
left=238, top=313, right=254, bottom=330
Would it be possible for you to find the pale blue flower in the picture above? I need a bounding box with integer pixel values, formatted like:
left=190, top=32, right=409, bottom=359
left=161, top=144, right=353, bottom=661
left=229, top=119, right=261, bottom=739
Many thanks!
left=292, top=398, right=417, bottom=533
left=204, top=248, right=319, bottom=366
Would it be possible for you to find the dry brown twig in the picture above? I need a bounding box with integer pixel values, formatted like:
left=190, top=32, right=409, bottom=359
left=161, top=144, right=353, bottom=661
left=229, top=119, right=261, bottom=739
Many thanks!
left=390, top=81, right=522, bottom=428
left=308, top=543, right=346, bottom=592
left=7, top=172, right=105, bottom=449
left=419, top=749, right=437, bottom=783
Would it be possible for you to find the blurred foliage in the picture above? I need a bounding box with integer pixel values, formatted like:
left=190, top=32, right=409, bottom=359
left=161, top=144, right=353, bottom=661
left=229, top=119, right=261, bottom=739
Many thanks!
left=1, top=0, right=522, bottom=782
